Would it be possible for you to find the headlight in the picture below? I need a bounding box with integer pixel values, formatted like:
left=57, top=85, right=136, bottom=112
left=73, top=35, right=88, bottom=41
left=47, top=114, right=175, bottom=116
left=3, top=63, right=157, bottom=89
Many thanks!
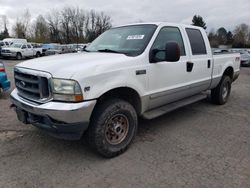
left=52, top=79, right=83, bottom=102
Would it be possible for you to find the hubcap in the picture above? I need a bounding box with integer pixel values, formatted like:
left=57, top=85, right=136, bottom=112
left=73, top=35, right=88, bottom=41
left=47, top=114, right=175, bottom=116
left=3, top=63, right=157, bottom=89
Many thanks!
left=105, top=114, right=129, bottom=145
left=222, top=82, right=229, bottom=100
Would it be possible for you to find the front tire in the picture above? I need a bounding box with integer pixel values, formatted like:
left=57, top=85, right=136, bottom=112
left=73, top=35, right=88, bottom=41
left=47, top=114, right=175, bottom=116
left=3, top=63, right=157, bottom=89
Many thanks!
left=211, top=76, right=232, bottom=105
left=16, top=53, right=22, bottom=60
left=87, top=99, right=138, bottom=158
left=36, top=52, right=41, bottom=58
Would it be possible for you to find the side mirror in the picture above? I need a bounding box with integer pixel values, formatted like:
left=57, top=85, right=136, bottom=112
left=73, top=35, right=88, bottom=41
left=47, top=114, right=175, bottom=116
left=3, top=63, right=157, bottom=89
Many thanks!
left=165, top=42, right=181, bottom=62
left=150, top=42, right=181, bottom=63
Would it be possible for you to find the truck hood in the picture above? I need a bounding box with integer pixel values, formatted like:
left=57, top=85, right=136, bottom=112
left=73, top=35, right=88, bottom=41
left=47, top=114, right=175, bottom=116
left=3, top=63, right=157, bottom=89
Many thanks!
left=2, top=47, right=21, bottom=51
left=16, top=52, right=134, bottom=79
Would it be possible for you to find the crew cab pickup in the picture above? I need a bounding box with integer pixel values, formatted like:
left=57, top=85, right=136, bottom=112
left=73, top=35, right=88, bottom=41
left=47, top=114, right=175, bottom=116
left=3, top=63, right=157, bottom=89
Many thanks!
left=10, top=23, right=240, bottom=157
left=1, top=43, right=42, bottom=60
left=0, top=61, right=10, bottom=93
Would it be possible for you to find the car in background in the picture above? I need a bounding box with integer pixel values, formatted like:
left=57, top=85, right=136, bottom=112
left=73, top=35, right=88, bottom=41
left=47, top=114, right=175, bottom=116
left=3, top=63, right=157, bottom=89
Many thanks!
left=240, top=51, right=250, bottom=67
left=71, top=43, right=89, bottom=52
left=213, top=49, right=230, bottom=54
left=45, top=45, right=63, bottom=56
left=1, top=43, right=43, bottom=60
left=45, top=45, right=76, bottom=56
left=41, top=43, right=59, bottom=56
left=0, top=40, right=10, bottom=56
left=0, top=61, right=10, bottom=93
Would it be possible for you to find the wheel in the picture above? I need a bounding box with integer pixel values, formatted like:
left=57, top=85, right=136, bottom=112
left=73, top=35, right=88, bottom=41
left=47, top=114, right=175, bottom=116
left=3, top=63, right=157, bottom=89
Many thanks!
left=16, top=53, right=22, bottom=60
left=87, top=99, right=138, bottom=158
left=36, top=52, right=41, bottom=58
left=211, top=76, right=232, bottom=105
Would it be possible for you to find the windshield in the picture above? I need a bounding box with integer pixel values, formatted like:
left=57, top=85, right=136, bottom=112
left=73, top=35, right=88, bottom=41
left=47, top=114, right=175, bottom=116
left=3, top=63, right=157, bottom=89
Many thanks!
left=86, top=24, right=157, bottom=56
left=10, top=44, right=22, bottom=48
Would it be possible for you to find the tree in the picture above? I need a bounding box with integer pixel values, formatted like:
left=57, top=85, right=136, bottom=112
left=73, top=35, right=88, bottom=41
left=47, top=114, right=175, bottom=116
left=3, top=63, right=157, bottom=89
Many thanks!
left=192, top=15, right=207, bottom=30
left=226, top=31, right=234, bottom=45
left=0, top=15, right=10, bottom=39
left=208, top=29, right=218, bottom=48
left=32, top=15, right=49, bottom=43
left=233, top=23, right=249, bottom=48
left=13, top=9, right=31, bottom=38
left=85, top=10, right=112, bottom=42
left=217, top=27, right=227, bottom=45
left=47, top=9, right=62, bottom=43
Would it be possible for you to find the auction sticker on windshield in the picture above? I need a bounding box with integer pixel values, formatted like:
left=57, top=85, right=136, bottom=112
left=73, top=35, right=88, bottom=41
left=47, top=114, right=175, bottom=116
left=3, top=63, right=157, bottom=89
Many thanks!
left=127, top=35, right=145, bottom=40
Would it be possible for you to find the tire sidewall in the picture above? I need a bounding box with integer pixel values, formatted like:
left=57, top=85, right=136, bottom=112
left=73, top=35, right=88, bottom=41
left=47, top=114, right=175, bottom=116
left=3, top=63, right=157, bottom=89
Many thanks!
left=16, top=53, right=22, bottom=60
left=91, top=100, right=138, bottom=156
left=219, top=76, right=231, bottom=104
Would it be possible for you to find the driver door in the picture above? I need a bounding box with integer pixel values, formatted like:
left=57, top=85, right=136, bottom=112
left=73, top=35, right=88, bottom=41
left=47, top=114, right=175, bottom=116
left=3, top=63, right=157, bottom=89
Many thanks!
left=147, top=26, right=191, bottom=110
left=21, top=44, right=28, bottom=57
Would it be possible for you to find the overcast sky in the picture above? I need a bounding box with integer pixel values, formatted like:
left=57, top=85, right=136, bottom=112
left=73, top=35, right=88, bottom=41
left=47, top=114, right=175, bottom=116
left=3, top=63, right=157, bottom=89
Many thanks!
left=0, top=0, right=250, bottom=33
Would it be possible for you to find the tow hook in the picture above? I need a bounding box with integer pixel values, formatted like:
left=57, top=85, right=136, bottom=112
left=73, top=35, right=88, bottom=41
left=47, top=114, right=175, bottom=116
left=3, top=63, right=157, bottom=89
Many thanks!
left=10, top=104, right=16, bottom=110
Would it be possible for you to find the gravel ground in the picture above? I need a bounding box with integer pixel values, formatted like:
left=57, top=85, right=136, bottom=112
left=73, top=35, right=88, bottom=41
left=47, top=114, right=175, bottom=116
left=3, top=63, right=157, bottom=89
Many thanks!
left=0, top=59, right=250, bottom=188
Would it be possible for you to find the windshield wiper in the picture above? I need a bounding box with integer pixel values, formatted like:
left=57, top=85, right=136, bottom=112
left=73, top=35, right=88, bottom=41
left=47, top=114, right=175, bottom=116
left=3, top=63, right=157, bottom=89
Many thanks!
left=97, top=49, right=123, bottom=54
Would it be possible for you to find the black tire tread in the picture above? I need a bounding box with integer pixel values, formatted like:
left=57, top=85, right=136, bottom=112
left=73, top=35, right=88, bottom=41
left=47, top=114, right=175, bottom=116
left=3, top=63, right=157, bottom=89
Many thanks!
left=211, top=75, right=231, bottom=105
left=87, top=99, right=138, bottom=158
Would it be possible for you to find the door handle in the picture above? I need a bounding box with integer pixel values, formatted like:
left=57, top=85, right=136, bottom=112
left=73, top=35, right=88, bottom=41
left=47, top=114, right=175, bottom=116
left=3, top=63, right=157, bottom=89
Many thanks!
left=208, top=60, right=211, bottom=68
left=186, top=62, right=194, bottom=72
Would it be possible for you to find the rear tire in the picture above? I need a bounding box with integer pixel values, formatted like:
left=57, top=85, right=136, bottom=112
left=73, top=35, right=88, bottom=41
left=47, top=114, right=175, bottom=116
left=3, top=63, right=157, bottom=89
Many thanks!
left=16, top=53, right=22, bottom=60
left=211, top=76, right=232, bottom=105
left=87, top=99, right=138, bottom=158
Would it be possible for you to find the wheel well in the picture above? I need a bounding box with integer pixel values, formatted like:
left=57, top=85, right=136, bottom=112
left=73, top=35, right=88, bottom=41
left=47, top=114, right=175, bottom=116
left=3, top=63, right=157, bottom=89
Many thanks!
left=97, top=87, right=142, bottom=115
left=223, top=67, right=234, bottom=80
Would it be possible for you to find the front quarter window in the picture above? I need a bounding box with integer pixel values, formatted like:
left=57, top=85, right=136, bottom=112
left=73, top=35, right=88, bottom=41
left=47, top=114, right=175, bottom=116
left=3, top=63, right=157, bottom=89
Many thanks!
left=86, top=24, right=157, bottom=56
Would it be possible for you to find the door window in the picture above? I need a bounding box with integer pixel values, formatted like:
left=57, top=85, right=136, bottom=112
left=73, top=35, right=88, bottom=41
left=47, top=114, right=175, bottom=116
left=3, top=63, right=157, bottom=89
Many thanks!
left=186, top=28, right=207, bottom=55
left=151, top=27, right=186, bottom=61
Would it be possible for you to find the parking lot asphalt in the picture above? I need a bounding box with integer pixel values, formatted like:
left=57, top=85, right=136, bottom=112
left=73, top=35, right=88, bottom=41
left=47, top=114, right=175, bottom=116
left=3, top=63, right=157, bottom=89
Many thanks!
left=0, top=59, right=250, bottom=188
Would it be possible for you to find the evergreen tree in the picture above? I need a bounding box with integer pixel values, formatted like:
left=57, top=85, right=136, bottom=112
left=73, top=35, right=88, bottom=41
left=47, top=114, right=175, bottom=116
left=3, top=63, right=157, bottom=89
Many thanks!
left=192, top=15, right=207, bottom=30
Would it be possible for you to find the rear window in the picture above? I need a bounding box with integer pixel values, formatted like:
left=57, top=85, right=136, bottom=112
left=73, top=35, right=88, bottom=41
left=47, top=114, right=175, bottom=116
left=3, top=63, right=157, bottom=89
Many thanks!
left=186, top=28, right=207, bottom=55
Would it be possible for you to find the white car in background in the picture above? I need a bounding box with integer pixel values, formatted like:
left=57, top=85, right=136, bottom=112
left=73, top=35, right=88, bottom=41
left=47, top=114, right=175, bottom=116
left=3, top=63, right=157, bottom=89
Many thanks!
left=240, top=51, right=250, bottom=67
left=1, top=43, right=43, bottom=60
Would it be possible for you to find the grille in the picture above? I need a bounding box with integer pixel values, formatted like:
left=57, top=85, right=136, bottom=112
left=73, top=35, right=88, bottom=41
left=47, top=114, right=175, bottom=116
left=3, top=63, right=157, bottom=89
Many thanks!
left=2, top=49, right=10, bottom=53
left=14, top=70, right=50, bottom=102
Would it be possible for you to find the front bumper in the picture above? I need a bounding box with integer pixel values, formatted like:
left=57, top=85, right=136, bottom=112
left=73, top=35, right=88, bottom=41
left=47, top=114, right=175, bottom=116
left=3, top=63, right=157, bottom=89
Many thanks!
left=10, top=89, right=96, bottom=140
left=1, top=52, right=16, bottom=57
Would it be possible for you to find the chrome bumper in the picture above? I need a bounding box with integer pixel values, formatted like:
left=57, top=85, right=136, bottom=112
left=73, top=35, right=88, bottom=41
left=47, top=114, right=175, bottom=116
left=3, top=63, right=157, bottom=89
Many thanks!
left=10, top=89, right=96, bottom=124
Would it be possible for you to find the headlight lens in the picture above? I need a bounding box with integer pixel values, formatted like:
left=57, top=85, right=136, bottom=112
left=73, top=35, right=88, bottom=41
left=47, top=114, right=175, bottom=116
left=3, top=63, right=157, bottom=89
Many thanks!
left=52, top=79, right=83, bottom=102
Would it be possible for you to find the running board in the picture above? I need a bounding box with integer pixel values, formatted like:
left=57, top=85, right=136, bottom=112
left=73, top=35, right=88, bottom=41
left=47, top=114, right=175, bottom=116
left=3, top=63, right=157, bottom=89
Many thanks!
left=142, top=94, right=207, bottom=120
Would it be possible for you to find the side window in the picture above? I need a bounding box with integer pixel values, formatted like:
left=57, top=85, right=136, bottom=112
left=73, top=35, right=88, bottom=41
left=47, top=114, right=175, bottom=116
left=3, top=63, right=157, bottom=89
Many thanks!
left=22, top=45, right=27, bottom=49
left=186, top=28, right=207, bottom=55
left=151, top=27, right=186, bottom=61
left=27, top=44, right=32, bottom=48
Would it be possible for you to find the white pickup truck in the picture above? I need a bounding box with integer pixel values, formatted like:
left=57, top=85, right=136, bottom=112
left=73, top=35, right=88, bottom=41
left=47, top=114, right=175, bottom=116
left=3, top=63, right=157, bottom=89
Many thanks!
left=1, top=43, right=42, bottom=60
left=11, top=22, right=240, bottom=157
